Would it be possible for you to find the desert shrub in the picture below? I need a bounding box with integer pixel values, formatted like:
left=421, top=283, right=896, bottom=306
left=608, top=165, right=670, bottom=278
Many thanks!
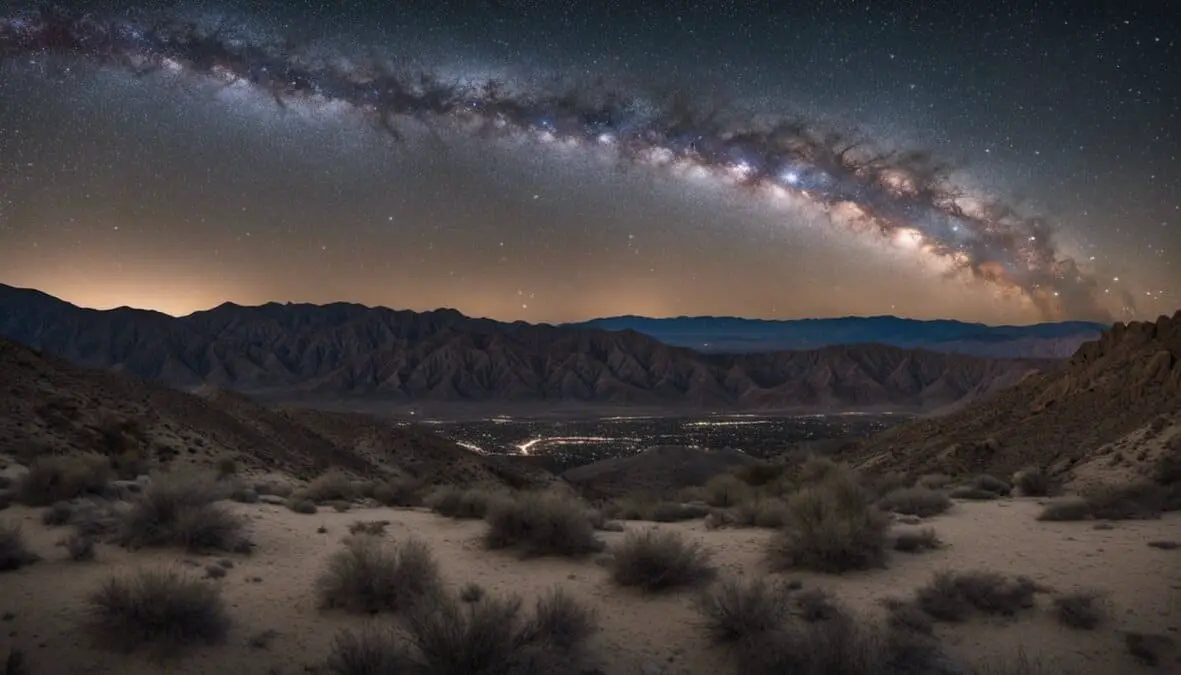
left=1013, top=466, right=1054, bottom=497
left=914, top=571, right=1042, bottom=621
left=880, top=597, right=933, bottom=635
left=372, top=477, right=426, bottom=507
left=1153, top=436, right=1181, bottom=485
left=61, top=533, right=97, bottom=561
left=969, top=474, right=1012, bottom=495
left=17, top=454, right=112, bottom=506
left=214, top=457, right=237, bottom=479
left=696, top=576, right=794, bottom=643
left=1053, top=590, right=1105, bottom=629
left=288, top=499, right=317, bottom=514
left=796, top=455, right=846, bottom=485
left=792, top=587, right=842, bottom=622
left=484, top=492, right=604, bottom=557
left=327, top=588, right=596, bottom=675
left=427, top=486, right=499, bottom=520
left=732, top=462, right=789, bottom=487
left=1037, top=497, right=1092, bottom=521
left=304, top=470, right=355, bottom=503
left=609, top=529, right=715, bottom=592
left=893, top=528, right=941, bottom=553
left=87, top=569, right=230, bottom=652
left=864, top=472, right=913, bottom=500
left=950, top=486, right=1000, bottom=500
left=0, top=523, right=40, bottom=571
left=317, top=536, right=443, bottom=614
left=3, top=649, right=28, bottom=675
left=460, top=582, right=485, bottom=603
left=877, top=487, right=952, bottom=517
left=1125, top=632, right=1173, bottom=667
left=254, top=480, right=294, bottom=498
left=228, top=483, right=259, bottom=503
left=916, top=474, right=954, bottom=490
left=649, top=501, right=711, bottom=522
left=115, top=473, right=251, bottom=554
left=1082, top=481, right=1167, bottom=519
left=42, top=500, right=75, bottom=526
left=702, top=474, right=754, bottom=508
left=348, top=520, right=389, bottom=536
left=766, top=472, right=890, bottom=573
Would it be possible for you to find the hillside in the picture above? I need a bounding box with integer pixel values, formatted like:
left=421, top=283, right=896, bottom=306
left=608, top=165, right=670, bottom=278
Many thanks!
left=575, top=314, right=1104, bottom=358
left=0, top=284, right=1051, bottom=412
left=847, top=310, right=1181, bottom=483
left=0, top=338, right=548, bottom=488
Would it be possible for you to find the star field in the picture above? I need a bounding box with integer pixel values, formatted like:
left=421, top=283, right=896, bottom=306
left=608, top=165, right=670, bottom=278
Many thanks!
left=0, top=0, right=1177, bottom=324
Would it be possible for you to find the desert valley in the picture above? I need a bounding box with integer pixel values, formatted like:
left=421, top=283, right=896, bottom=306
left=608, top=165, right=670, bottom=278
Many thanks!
left=0, top=289, right=1178, bottom=675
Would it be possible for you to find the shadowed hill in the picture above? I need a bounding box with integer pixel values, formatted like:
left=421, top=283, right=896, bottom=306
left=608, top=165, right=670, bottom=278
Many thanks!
left=0, top=283, right=1051, bottom=412
left=847, top=310, right=1181, bottom=484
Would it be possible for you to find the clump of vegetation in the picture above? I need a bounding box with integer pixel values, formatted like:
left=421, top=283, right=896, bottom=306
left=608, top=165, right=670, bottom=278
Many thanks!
left=288, top=498, right=317, bottom=514
left=1036, top=496, right=1092, bottom=521
left=608, top=528, right=715, bottom=592
left=914, top=570, right=1043, bottom=622
left=1053, top=590, right=1106, bottom=629
left=695, top=575, right=794, bottom=643
left=42, top=500, right=76, bottom=526
left=254, top=480, right=294, bottom=498
left=87, top=570, right=230, bottom=653
left=796, top=455, right=847, bottom=485
left=304, top=470, right=356, bottom=504
left=1013, top=466, right=1054, bottom=497
left=1082, top=481, right=1168, bottom=519
left=371, top=477, right=426, bottom=507
left=317, top=536, right=444, bottom=614
left=348, top=520, right=389, bottom=536
left=877, top=487, right=952, bottom=517
left=60, top=533, right=97, bottom=561
left=115, top=473, right=251, bottom=554
left=893, top=528, right=941, bottom=553
left=916, top=474, right=954, bottom=490
left=702, top=474, right=755, bottom=508
left=1125, top=631, right=1175, bottom=667
left=483, top=492, right=604, bottom=558
left=325, top=588, right=597, bottom=675
left=0, top=523, right=40, bottom=571
left=425, top=486, right=499, bottom=520
left=459, top=582, right=485, bottom=603
left=214, top=457, right=237, bottom=479
left=950, top=486, right=1001, bottom=501
left=969, top=474, right=1012, bottom=496
left=17, top=454, right=112, bottom=506
left=766, top=472, right=890, bottom=573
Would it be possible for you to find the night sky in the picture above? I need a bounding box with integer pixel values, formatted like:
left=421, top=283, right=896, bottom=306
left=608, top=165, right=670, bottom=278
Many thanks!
left=0, top=1, right=1177, bottom=325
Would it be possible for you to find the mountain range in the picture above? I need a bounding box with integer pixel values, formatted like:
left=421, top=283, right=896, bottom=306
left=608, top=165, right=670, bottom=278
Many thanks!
left=0, top=283, right=1056, bottom=412
left=574, top=315, right=1106, bottom=358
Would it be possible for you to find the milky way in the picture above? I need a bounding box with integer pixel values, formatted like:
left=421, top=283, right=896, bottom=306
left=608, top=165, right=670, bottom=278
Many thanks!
left=0, top=7, right=1143, bottom=320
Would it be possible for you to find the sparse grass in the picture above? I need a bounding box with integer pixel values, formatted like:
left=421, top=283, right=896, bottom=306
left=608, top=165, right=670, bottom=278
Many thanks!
left=893, top=528, right=941, bottom=553
left=483, top=492, right=604, bottom=557
left=1037, top=497, right=1092, bottom=521
left=1053, top=590, right=1105, bottom=629
left=609, top=528, right=715, bottom=592
left=87, top=569, right=230, bottom=653
left=914, top=571, right=1042, bottom=621
left=426, top=486, right=499, bottom=520
left=115, top=473, right=251, bottom=554
left=348, top=520, right=389, bottom=536
left=460, top=582, right=485, bottom=603
left=766, top=472, right=890, bottom=573
left=951, top=486, right=1001, bottom=500
left=60, top=533, right=97, bottom=561
left=877, top=487, right=952, bottom=517
left=0, top=523, right=40, bottom=571
left=304, top=470, right=355, bottom=504
left=17, top=454, right=111, bottom=506
left=317, top=535, right=444, bottom=614
left=326, top=588, right=597, bottom=675
left=695, top=575, right=794, bottom=643
left=1014, top=466, right=1054, bottom=497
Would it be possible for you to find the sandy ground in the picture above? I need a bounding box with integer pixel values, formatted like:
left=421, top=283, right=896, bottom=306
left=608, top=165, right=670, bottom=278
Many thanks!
left=1, top=498, right=1179, bottom=675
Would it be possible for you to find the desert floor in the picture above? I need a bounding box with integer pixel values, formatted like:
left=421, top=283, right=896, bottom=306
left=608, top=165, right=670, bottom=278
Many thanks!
left=1, top=497, right=1178, bottom=675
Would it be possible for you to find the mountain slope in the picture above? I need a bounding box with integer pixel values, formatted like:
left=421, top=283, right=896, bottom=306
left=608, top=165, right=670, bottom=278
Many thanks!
left=0, top=284, right=1051, bottom=412
left=847, top=310, right=1181, bottom=482
left=574, top=315, right=1105, bottom=358
left=0, top=338, right=549, bottom=488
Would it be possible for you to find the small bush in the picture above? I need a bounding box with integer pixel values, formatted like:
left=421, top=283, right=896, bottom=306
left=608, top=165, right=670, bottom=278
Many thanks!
left=254, top=481, right=294, bottom=498
left=1053, top=590, right=1105, bottom=629
left=214, top=457, right=237, bottom=479
left=304, top=470, right=355, bottom=503
left=609, top=529, right=715, bottom=592
left=460, top=582, right=485, bottom=603
left=42, top=500, right=75, bottom=526
left=880, top=597, right=933, bottom=635
left=483, top=492, right=604, bottom=557
left=950, top=486, right=1000, bottom=500
left=732, top=463, right=788, bottom=487
left=915, top=571, right=1042, bottom=621
left=1013, top=466, right=1054, bottom=497
left=88, top=570, right=230, bottom=652
left=61, top=533, right=97, bottom=561
left=797, top=455, right=846, bottom=484
left=348, top=520, right=389, bottom=536
left=1083, top=481, right=1167, bottom=520
left=116, top=474, right=250, bottom=554
left=916, top=474, right=954, bottom=490
left=792, top=587, right=841, bottom=622
left=696, top=576, right=794, bottom=643
left=1037, top=497, right=1091, bottom=521
left=1125, top=632, right=1174, bottom=667
left=0, top=523, right=40, bottom=571
left=317, top=536, right=444, bottom=614
left=970, top=475, right=1012, bottom=495
left=372, top=478, right=426, bottom=507
left=766, top=473, right=889, bottom=573
left=702, top=474, right=754, bottom=508
left=649, top=501, right=711, bottom=522
left=289, top=499, right=317, bottom=514
left=229, top=484, right=259, bottom=503
left=893, top=528, right=941, bottom=553
left=877, top=487, right=952, bottom=517
left=426, top=487, right=499, bottom=519
left=17, top=454, right=111, bottom=506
